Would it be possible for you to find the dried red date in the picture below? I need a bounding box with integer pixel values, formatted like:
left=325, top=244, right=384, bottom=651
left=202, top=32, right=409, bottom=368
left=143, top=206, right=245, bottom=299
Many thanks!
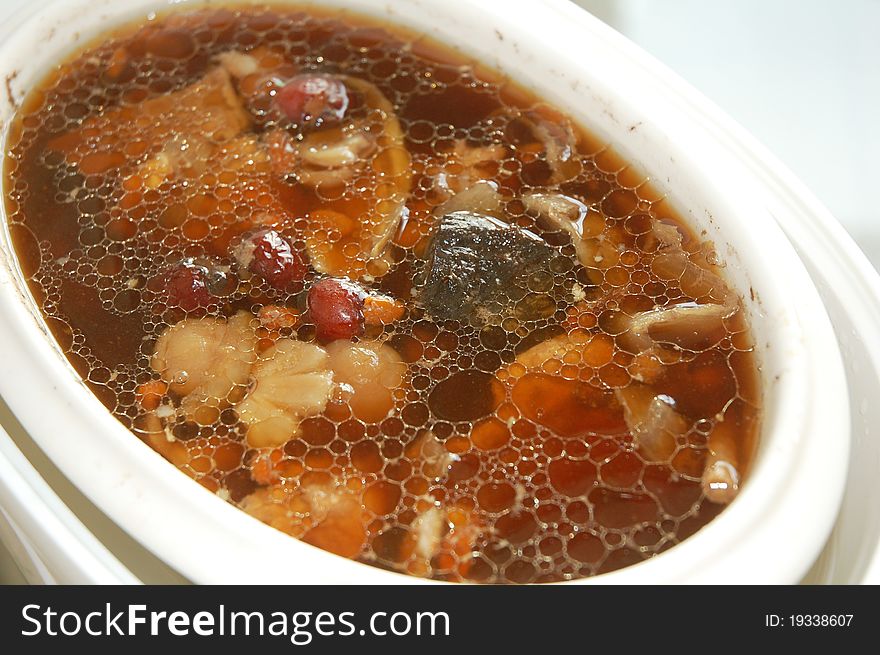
left=308, top=277, right=365, bottom=342
left=235, top=229, right=307, bottom=290
left=275, top=74, right=349, bottom=127
left=164, top=260, right=212, bottom=312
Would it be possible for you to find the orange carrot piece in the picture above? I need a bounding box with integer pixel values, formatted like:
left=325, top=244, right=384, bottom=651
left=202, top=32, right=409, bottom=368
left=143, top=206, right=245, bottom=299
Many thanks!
left=105, top=47, right=130, bottom=80
left=363, top=294, right=405, bottom=326
left=137, top=380, right=168, bottom=411
left=310, top=208, right=357, bottom=237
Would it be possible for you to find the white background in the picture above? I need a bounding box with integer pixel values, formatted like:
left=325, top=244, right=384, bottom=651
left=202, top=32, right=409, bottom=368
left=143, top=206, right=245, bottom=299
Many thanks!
left=0, top=0, right=878, bottom=582
left=1, top=0, right=878, bottom=266
left=577, top=0, right=880, bottom=270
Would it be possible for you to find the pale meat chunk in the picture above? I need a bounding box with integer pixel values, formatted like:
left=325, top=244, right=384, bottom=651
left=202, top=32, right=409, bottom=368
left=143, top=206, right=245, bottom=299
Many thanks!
left=150, top=311, right=257, bottom=424
left=324, top=340, right=406, bottom=423
left=236, top=339, right=335, bottom=448
left=48, top=67, right=250, bottom=178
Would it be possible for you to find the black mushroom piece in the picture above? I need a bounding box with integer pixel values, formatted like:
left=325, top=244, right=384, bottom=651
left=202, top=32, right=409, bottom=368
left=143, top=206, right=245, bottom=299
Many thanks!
left=417, top=211, right=561, bottom=324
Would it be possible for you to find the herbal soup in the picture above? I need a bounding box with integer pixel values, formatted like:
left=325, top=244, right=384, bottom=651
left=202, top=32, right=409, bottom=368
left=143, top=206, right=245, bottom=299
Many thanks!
left=4, top=6, right=760, bottom=582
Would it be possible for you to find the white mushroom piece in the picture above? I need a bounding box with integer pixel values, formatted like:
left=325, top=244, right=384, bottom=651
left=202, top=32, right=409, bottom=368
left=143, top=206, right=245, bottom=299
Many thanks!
left=617, top=222, right=738, bottom=356
left=523, top=191, right=633, bottom=289
left=526, top=191, right=668, bottom=299
left=701, top=413, right=741, bottom=504
left=150, top=310, right=257, bottom=425
left=623, top=301, right=735, bottom=354
left=527, top=112, right=579, bottom=183
left=428, top=139, right=508, bottom=205
left=294, top=127, right=378, bottom=186
left=434, top=180, right=504, bottom=218
left=293, top=76, right=412, bottom=276
left=150, top=307, right=406, bottom=448
left=620, top=291, right=745, bottom=504
left=522, top=192, right=593, bottom=261
left=614, top=383, right=688, bottom=462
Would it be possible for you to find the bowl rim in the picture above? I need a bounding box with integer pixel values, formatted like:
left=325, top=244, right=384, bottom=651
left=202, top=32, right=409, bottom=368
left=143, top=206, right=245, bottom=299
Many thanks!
left=0, top=0, right=850, bottom=584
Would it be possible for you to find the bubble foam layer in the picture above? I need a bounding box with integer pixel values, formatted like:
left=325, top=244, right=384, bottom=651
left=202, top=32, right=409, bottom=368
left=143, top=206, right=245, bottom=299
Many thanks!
left=4, top=5, right=760, bottom=583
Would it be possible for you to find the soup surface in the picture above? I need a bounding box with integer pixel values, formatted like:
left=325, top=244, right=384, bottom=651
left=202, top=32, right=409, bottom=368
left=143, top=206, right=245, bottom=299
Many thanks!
left=4, top=5, right=760, bottom=582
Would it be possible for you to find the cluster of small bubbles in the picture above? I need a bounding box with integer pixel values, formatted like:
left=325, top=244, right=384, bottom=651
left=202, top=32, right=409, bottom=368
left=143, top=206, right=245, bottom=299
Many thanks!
left=3, top=6, right=760, bottom=583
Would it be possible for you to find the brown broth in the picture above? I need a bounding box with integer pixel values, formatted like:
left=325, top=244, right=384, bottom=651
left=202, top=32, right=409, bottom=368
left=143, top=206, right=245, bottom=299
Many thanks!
left=3, top=4, right=760, bottom=582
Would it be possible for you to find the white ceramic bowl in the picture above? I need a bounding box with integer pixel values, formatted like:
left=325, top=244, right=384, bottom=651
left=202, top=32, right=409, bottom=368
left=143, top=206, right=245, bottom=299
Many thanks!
left=0, top=0, right=850, bottom=583
left=0, top=421, right=138, bottom=584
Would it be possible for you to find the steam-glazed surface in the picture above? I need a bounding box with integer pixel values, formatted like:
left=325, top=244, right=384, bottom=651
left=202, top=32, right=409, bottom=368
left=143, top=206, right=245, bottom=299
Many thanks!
left=3, top=5, right=760, bottom=582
